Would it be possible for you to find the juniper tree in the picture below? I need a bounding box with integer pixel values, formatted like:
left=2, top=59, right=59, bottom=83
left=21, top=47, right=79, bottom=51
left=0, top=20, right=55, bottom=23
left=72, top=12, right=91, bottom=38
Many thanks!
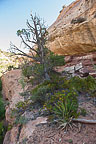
left=10, top=13, right=65, bottom=81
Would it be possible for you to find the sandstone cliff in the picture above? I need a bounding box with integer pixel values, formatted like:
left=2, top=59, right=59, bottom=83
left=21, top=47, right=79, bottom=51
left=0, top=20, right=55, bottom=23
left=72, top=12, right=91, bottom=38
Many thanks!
left=48, top=0, right=96, bottom=55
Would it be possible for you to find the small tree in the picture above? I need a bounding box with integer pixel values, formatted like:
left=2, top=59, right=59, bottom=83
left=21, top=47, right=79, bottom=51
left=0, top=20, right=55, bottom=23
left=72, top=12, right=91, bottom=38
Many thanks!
left=10, top=13, right=65, bottom=81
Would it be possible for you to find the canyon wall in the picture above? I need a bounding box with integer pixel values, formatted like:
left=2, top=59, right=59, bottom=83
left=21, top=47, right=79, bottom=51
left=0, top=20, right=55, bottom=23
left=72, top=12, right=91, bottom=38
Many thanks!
left=48, top=0, right=96, bottom=55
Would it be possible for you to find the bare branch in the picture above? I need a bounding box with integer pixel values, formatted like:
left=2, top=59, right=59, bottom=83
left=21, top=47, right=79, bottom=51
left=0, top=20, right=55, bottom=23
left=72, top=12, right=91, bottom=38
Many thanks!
left=19, top=35, right=40, bottom=56
left=10, top=43, right=39, bottom=62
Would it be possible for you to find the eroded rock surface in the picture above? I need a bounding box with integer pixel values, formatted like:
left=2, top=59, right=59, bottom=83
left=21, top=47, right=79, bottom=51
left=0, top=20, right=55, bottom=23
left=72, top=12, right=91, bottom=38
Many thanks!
left=55, top=52, right=96, bottom=78
left=1, top=69, right=24, bottom=123
left=48, top=0, right=96, bottom=55
left=2, top=69, right=48, bottom=144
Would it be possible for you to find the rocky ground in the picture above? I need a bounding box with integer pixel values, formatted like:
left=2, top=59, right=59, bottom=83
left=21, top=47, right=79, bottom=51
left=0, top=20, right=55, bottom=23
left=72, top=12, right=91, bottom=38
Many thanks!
left=27, top=123, right=96, bottom=144
left=2, top=67, right=96, bottom=144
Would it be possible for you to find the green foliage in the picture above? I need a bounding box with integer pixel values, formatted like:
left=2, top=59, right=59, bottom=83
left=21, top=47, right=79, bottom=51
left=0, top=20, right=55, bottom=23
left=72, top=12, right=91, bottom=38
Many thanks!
left=0, top=80, right=5, bottom=121
left=49, top=52, right=65, bottom=66
left=22, top=63, right=46, bottom=84
left=31, top=63, right=45, bottom=82
left=68, top=139, right=73, bottom=143
left=30, top=74, right=96, bottom=128
left=21, top=138, right=28, bottom=144
left=80, top=108, right=87, bottom=117
left=69, top=76, right=96, bottom=93
left=19, top=76, right=26, bottom=90
left=0, top=95, right=5, bottom=121
left=22, top=64, right=32, bottom=79
left=15, top=116, right=28, bottom=125
left=0, top=79, right=6, bottom=143
left=31, top=74, right=69, bottom=105
left=22, top=51, right=65, bottom=84
left=44, top=89, right=79, bottom=121
left=7, top=124, right=13, bottom=131
left=16, top=100, right=30, bottom=110
left=11, top=100, right=31, bottom=119
left=0, top=121, right=6, bottom=144
left=31, top=85, right=50, bottom=105
left=0, top=78, right=2, bottom=91
left=8, top=65, right=15, bottom=71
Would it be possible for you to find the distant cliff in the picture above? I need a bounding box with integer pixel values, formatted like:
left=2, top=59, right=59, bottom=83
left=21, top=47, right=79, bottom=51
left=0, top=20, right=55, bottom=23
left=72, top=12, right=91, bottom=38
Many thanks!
left=0, top=49, right=22, bottom=76
left=48, top=0, right=96, bottom=55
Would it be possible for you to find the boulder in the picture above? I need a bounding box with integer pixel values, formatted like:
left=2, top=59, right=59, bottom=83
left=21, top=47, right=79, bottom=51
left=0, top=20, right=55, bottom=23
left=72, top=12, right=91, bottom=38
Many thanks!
left=1, top=69, right=24, bottom=123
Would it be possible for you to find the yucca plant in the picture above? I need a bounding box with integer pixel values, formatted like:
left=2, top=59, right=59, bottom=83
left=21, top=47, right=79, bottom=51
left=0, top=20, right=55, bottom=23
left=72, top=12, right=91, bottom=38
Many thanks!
left=46, top=89, right=79, bottom=130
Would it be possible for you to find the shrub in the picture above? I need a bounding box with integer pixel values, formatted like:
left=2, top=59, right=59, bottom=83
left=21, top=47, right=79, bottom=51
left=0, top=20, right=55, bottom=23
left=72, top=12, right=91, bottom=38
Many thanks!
left=19, top=76, right=26, bottom=90
left=11, top=100, right=31, bottom=119
left=31, top=75, right=69, bottom=106
left=49, top=52, right=65, bottom=67
left=15, top=116, right=28, bottom=125
left=22, top=64, right=33, bottom=79
left=69, top=76, right=96, bottom=93
left=0, top=121, right=6, bottom=143
left=22, top=51, right=65, bottom=84
left=0, top=79, right=6, bottom=143
left=80, top=108, right=87, bottom=117
left=31, top=85, right=50, bottom=105
left=44, top=89, right=79, bottom=128
left=16, top=101, right=29, bottom=110
left=8, top=65, right=15, bottom=71
left=0, top=78, right=2, bottom=91
left=0, top=92, right=5, bottom=121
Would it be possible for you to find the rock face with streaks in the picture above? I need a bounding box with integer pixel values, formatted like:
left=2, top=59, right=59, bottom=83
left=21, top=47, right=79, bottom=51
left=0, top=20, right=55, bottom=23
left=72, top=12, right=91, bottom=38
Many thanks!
left=48, top=0, right=96, bottom=55
left=1, top=69, right=24, bottom=124
left=2, top=69, right=47, bottom=144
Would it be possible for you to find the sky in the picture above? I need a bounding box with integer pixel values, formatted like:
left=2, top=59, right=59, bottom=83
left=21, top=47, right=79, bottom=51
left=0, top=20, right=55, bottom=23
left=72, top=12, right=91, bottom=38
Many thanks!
left=0, top=0, right=74, bottom=51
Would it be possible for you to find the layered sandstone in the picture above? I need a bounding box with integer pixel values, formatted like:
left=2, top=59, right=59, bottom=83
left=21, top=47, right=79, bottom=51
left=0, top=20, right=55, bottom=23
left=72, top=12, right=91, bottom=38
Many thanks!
left=1, top=69, right=24, bottom=123
left=48, top=0, right=96, bottom=55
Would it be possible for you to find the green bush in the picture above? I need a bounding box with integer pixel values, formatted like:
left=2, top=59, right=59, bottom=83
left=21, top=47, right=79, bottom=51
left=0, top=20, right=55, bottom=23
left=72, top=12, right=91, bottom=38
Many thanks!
left=0, top=93, right=5, bottom=121
left=49, top=52, right=65, bottom=66
left=0, top=78, right=6, bottom=143
left=19, top=76, right=26, bottom=90
left=0, top=121, right=6, bottom=144
left=69, top=76, right=96, bottom=93
left=44, top=89, right=79, bottom=126
left=11, top=100, right=31, bottom=119
left=8, top=65, right=15, bottom=71
left=22, top=64, right=33, bottom=79
left=80, top=108, right=87, bottom=117
left=15, top=116, right=28, bottom=125
left=31, top=75, right=69, bottom=106
left=21, top=51, right=65, bottom=84
left=22, top=63, right=46, bottom=84
left=31, top=85, right=50, bottom=105
left=16, top=101, right=29, bottom=110
left=0, top=78, right=2, bottom=91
